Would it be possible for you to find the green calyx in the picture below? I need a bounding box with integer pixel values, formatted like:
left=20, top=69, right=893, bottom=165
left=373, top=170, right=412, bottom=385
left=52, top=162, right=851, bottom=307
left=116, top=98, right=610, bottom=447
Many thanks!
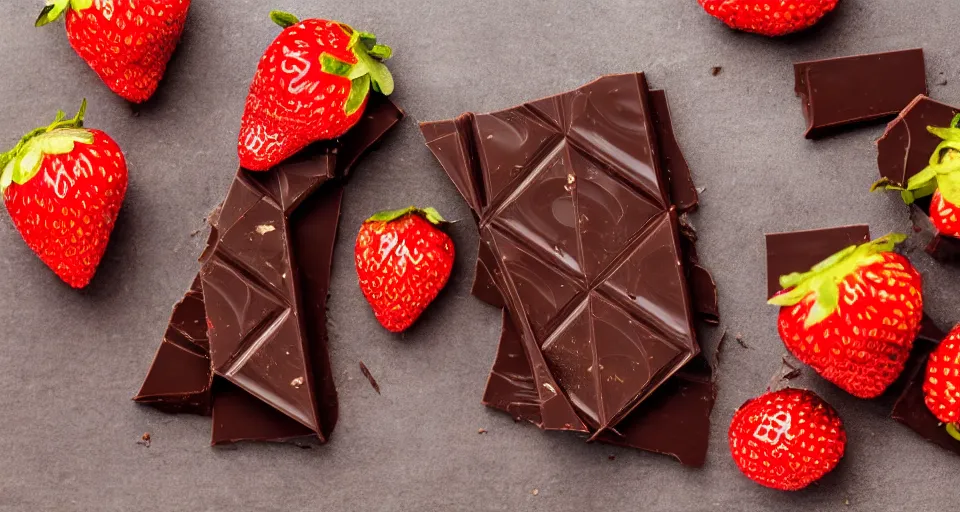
left=319, top=23, right=395, bottom=115
left=0, top=99, right=93, bottom=193
left=947, top=423, right=960, bottom=442
left=35, top=0, right=93, bottom=27
left=366, top=207, right=446, bottom=225
left=872, top=114, right=960, bottom=206
left=767, top=233, right=908, bottom=328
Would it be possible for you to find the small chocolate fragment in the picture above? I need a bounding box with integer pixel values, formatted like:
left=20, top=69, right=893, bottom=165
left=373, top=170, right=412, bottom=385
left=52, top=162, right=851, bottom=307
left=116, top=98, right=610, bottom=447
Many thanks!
left=358, top=361, right=381, bottom=395
left=876, top=95, right=960, bottom=262
left=765, top=225, right=871, bottom=299
left=794, top=49, right=927, bottom=139
left=892, top=318, right=959, bottom=456
left=423, top=75, right=719, bottom=465
left=133, top=276, right=213, bottom=415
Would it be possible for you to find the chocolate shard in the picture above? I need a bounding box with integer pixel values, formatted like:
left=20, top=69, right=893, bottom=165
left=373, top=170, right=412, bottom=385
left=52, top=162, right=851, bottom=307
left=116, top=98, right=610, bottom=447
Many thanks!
left=794, top=49, right=927, bottom=139
left=134, top=275, right=213, bottom=415
left=765, top=225, right=871, bottom=299
left=423, top=74, right=718, bottom=463
left=877, top=95, right=960, bottom=188
left=892, top=318, right=959, bottom=456
left=876, top=95, right=960, bottom=263
left=135, top=97, right=404, bottom=444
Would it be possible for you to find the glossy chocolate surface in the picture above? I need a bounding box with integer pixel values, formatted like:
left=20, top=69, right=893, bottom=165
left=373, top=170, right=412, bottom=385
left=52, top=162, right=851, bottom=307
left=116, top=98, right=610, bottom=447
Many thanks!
left=765, top=225, right=871, bottom=298
left=134, top=97, right=404, bottom=444
left=422, top=75, right=718, bottom=465
left=794, top=49, right=926, bottom=139
left=133, top=276, right=213, bottom=415
left=876, top=95, right=960, bottom=262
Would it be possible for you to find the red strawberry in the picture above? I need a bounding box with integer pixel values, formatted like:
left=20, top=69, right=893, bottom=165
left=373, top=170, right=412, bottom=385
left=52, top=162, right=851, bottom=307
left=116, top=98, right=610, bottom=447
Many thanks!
left=0, top=100, right=128, bottom=288
left=924, top=325, right=960, bottom=440
left=36, top=0, right=191, bottom=104
left=769, top=234, right=923, bottom=398
left=698, top=0, right=839, bottom=37
left=729, top=388, right=846, bottom=491
left=355, top=207, right=455, bottom=333
left=238, top=11, right=394, bottom=171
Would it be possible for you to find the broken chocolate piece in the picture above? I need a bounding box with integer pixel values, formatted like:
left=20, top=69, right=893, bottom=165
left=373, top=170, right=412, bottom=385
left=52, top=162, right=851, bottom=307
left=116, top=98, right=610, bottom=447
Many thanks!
left=892, top=318, right=959, bottom=456
left=134, top=97, right=404, bottom=444
left=133, top=276, right=213, bottom=415
left=794, top=49, right=927, bottom=139
left=423, top=75, right=719, bottom=465
left=765, top=225, right=871, bottom=299
left=877, top=95, right=960, bottom=187
left=876, top=95, right=960, bottom=262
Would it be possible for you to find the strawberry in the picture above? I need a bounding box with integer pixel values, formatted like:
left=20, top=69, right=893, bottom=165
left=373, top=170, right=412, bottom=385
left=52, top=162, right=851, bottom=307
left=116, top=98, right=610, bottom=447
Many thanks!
left=729, top=388, right=846, bottom=491
left=768, top=234, right=923, bottom=398
left=36, top=0, right=191, bottom=104
left=873, top=114, right=960, bottom=237
left=238, top=11, right=395, bottom=171
left=698, top=0, right=839, bottom=37
left=924, top=325, right=960, bottom=441
left=0, top=100, right=128, bottom=288
left=355, top=207, right=454, bottom=333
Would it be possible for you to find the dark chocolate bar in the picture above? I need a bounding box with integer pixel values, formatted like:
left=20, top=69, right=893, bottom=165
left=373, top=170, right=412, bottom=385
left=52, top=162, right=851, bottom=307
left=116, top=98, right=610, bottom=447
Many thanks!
left=421, top=74, right=719, bottom=465
left=134, top=97, right=404, bottom=444
left=765, top=225, right=871, bottom=299
left=876, top=95, right=960, bottom=262
left=891, top=319, right=959, bottom=456
left=794, top=49, right=927, bottom=139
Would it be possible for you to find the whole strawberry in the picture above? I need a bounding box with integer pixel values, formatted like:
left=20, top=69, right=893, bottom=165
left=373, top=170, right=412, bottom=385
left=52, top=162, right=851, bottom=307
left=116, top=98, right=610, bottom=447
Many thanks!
left=0, top=100, right=128, bottom=288
left=873, top=114, right=960, bottom=237
left=924, top=325, right=960, bottom=441
left=769, top=234, right=923, bottom=398
left=238, top=11, right=394, bottom=171
left=36, top=0, right=191, bottom=103
left=729, top=388, right=846, bottom=491
left=355, top=207, right=454, bottom=333
left=698, top=0, right=839, bottom=37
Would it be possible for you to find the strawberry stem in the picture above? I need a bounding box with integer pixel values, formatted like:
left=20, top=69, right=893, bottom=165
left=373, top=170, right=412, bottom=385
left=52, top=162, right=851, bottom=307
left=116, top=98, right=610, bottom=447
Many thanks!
left=768, top=233, right=907, bottom=328
left=365, top=207, right=446, bottom=225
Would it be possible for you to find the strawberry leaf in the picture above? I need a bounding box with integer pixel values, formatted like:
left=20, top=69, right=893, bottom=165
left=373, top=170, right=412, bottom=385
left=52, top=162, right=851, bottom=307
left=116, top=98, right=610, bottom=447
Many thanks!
left=345, top=75, right=371, bottom=116
left=767, top=233, right=908, bottom=328
left=947, top=423, right=960, bottom=442
left=321, top=54, right=354, bottom=78
left=366, top=207, right=447, bottom=225
left=270, top=11, right=300, bottom=28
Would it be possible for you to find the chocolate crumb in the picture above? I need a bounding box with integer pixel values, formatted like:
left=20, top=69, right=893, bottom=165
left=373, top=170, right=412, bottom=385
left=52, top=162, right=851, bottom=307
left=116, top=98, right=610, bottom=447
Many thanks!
left=531, top=489, right=540, bottom=496
left=608, top=455, right=616, bottom=461
left=938, top=79, right=949, bottom=86
left=735, top=333, right=749, bottom=349
left=478, top=428, right=488, bottom=435
left=137, top=432, right=152, bottom=447
left=767, top=357, right=802, bottom=391
left=189, top=229, right=202, bottom=238
left=711, top=66, right=722, bottom=76
left=359, top=361, right=381, bottom=395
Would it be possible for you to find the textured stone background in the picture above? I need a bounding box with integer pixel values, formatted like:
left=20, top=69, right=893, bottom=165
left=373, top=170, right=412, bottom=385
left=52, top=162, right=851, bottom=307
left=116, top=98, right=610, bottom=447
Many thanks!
left=0, top=1, right=957, bottom=510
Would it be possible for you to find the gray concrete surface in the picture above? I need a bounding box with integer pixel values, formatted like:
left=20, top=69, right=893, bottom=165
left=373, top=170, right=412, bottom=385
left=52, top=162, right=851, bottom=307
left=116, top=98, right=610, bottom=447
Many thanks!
left=0, top=0, right=957, bottom=510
